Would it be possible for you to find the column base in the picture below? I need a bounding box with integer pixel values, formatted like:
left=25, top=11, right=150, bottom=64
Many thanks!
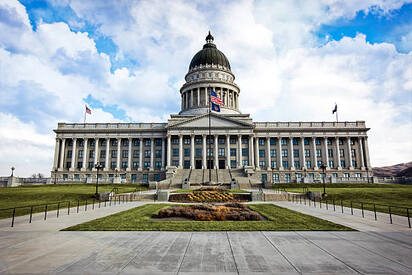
left=103, top=168, right=109, bottom=172
left=126, top=168, right=131, bottom=172
left=325, top=167, right=330, bottom=171
left=361, top=166, right=366, bottom=171
left=138, top=168, right=142, bottom=172
left=278, top=167, right=284, bottom=171
left=349, top=167, right=354, bottom=170
left=290, top=167, right=295, bottom=171
left=81, top=168, right=87, bottom=172
left=313, top=167, right=319, bottom=170
left=337, top=167, right=342, bottom=170
left=267, top=168, right=272, bottom=171
left=149, top=168, right=154, bottom=171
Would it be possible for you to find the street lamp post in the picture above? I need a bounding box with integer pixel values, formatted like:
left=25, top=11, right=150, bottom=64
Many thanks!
left=11, top=167, right=15, bottom=177
left=366, top=166, right=370, bottom=183
left=94, top=162, right=103, bottom=198
left=319, top=162, right=327, bottom=197
left=54, top=168, right=58, bottom=184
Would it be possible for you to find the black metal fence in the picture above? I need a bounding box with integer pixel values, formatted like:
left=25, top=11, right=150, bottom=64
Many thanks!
left=0, top=193, right=141, bottom=227
left=287, top=193, right=411, bottom=229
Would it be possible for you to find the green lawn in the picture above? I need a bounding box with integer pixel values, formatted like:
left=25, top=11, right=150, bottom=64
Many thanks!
left=272, top=183, right=412, bottom=216
left=170, top=189, right=250, bottom=193
left=0, top=184, right=148, bottom=219
left=63, top=203, right=353, bottom=231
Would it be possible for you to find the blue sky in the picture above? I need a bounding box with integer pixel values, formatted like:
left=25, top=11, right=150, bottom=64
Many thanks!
left=0, top=0, right=411, bottom=175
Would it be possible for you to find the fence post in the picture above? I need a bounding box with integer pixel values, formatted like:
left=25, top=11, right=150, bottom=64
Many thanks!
left=77, top=200, right=79, bottom=213
left=350, top=201, right=353, bottom=215
left=68, top=201, right=70, bottom=215
left=304, top=196, right=306, bottom=205
left=57, top=202, right=60, bottom=218
left=92, top=199, right=95, bottom=210
left=326, top=199, right=328, bottom=210
left=85, top=200, right=87, bottom=211
left=314, top=198, right=316, bottom=208
left=110, top=197, right=112, bottom=206
left=11, top=208, right=16, bottom=227
left=407, top=208, right=411, bottom=228
left=44, top=204, right=48, bottom=220
left=29, top=206, right=33, bottom=223
left=389, top=206, right=392, bottom=224
left=333, top=199, right=336, bottom=211
left=105, top=200, right=107, bottom=207
left=374, top=203, right=377, bottom=220
left=341, top=200, right=344, bottom=213
left=361, top=203, right=364, bottom=218
left=320, top=198, right=322, bottom=208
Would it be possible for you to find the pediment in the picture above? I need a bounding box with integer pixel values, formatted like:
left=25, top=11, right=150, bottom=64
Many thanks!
left=168, top=113, right=253, bottom=129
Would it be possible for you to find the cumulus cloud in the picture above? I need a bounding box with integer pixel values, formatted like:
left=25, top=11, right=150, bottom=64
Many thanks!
left=0, top=0, right=411, bottom=176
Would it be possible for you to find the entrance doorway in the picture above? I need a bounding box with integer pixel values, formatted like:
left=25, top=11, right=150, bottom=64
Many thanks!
left=195, top=160, right=202, bottom=169
left=218, top=160, right=225, bottom=169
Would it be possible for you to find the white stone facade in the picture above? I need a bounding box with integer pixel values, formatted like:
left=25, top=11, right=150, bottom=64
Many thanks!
left=51, top=34, right=372, bottom=184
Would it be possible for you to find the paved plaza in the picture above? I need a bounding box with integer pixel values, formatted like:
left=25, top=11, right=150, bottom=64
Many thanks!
left=0, top=199, right=411, bottom=274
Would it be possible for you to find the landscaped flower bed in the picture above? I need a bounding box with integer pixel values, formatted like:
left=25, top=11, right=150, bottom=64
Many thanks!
left=169, top=189, right=250, bottom=203
left=152, top=203, right=265, bottom=221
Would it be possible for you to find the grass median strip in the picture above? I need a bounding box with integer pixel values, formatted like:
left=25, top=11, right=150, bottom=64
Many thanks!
left=63, top=203, right=353, bottom=231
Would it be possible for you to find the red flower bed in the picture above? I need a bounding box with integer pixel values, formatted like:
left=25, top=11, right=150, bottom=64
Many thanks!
left=169, top=191, right=250, bottom=203
left=153, top=203, right=265, bottom=221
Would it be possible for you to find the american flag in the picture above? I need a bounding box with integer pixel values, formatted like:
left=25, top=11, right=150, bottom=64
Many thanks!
left=210, top=89, right=224, bottom=106
left=85, top=105, right=91, bottom=114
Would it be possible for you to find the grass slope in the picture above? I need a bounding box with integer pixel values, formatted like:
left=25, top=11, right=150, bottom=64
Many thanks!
left=0, top=184, right=147, bottom=219
left=274, top=183, right=412, bottom=216
left=64, top=203, right=353, bottom=231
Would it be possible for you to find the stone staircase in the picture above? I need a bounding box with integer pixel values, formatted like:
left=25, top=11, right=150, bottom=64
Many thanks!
left=189, top=169, right=203, bottom=184
left=217, top=170, right=231, bottom=183
left=169, top=169, right=191, bottom=187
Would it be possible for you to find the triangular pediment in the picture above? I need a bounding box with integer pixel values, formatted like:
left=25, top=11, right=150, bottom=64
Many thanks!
left=168, top=113, right=253, bottom=129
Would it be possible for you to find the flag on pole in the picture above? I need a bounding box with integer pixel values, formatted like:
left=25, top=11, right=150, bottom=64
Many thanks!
left=332, top=103, right=337, bottom=114
left=210, top=88, right=223, bottom=112
left=85, top=105, right=91, bottom=114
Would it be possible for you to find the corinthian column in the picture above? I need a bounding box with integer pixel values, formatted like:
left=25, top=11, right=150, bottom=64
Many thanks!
left=278, top=137, right=283, bottom=170
left=214, top=135, right=218, bottom=169
left=53, top=138, right=60, bottom=170
left=167, top=135, right=171, bottom=167
left=266, top=137, right=271, bottom=170
left=289, top=137, right=295, bottom=170
left=179, top=135, right=183, bottom=168
left=255, top=137, right=260, bottom=170
left=335, top=137, right=341, bottom=170
left=312, top=137, right=318, bottom=170
left=226, top=135, right=230, bottom=169
left=249, top=135, right=254, bottom=168
left=127, top=138, right=132, bottom=171
left=59, top=138, right=66, bottom=171
left=190, top=135, right=195, bottom=169
left=116, top=138, right=121, bottom=170
left=237, top=135, right=242, bottom=168
left=104, top=138, right=110, bottom=171
left=150, top=138, right=154, bottom=171
left=70, top=138, right=77, bottom=171
left=347, top=137, right=353, bottom=170
left=202, top=135, right=207, bottom=169
left=301, top=137, right=306, bottom=169
left=323, top=137, right=329, bottom=169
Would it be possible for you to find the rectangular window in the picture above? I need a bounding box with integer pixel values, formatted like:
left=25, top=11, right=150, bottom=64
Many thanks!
left=285, top=174, right=291, bottom=182
left=332, top=173, right=338, bottom=178
left=282, top=160, right=288, bottom=168
left=317, top=160, right=322, bottom=167
left=316, top=149, right=321, bottom=157
left=122, top=139, right=129, bottom=146
left=231, top=160, right=236, bottom=168
left=87, top=162, right=93, bottom=169
left=195, top=148, right=202, bottom=157
left=259, top=160, right=266, bottom=167
left=111, top=150, right=117, bottom=158
left=230, top=138, right=236, bottom=144
left=111, top=140, right=118, bottom=146
left=242, top=138, right=248, bottom=144
left=352, top=160, right=357, bottom=168
left=305, top=149, right=310, bottom=157
left=270, top=138, right=276, bottom=145
left=133, top=150, right=139, bottom=158
left=144, top=150, right=151, bottom=158
left=273, top=173, right=279, bottom=181
left=67, top=150, right=72, bottom=158
left=296, top=173, right=302, bottom=179
left=308, top=173, right=314, bottom=178
left=155, top=139, right=162, bottom=146
left=154, top=174, right=160, bottom=181
left=100, top=150, right=106, bottom=158
left=328, top=149, right=333, bottom=158
left=207, top=148, right=213, bottom=156
left=293, top=138, right=298, bottom=145
left=67, top=140, right=73, bottom=146
left=145, top=139, right=151, bottom=146
left=315, top=138, right=321, bottom=145
left=350, top=139, right=355, bottom=145
left=351, top=149, right=356, bottom=158
left=327, top=139, right=332, bottom=145
left=242, top=160, right=249, bottom=166
left=306, top=160, right=311, bottom=168
left=270, top=149, right=276, bottom=157
left=293, top=149, right=299, bottom=158
left=155, top=161, right=162, bottom=169
left=144, top=161, right=150, bottom=169
left=111, top=162, right=116, bottom=169
left=172, top=160, right=179, bottom=167
left=294, top=161, right=300, bottom=169
left=259, top=149, right=265, bottom=157
left=184, top=148, right=190, bottom=157
left=259, top=138, right=265, bottom=146
left=282, top=149, right=288, bottom=157
left=89, top=140, right=95, bottom=147
left=172, top=138, right=178, bottom=144
left=271, top=161, right=277, bottom=168
left=328, top=160, right=334, bottom=168
left=173, top=149, right=179, bottom=157
left=122, top=161, right=127, bottom=168
left=133, top=162, right=139, bottom=169
left=183, top=160, right=190, bottom=169
left=101, top=140, right=106, bottom=146
left=355, top=173, right=361, bottom=178
left=195, top=138, right=202, bottom=144
left=230, top=148, right=236, bottom=156
left=218, top=148, right=225, bottom=156
left=339, top=139, right=343, bottom=145
left=304, top=138, right=309, bottom=145
left=339, top=149, right=344, bottom=158
left=343, top=173, right=349, bottom=178
left=122, top=150, right=128, bottom=158
left=155, top=150, right=161, bottom=158
left=142, top=174, right=148, bottom=183
left=184, top=138, right=190, bottom=145
left=341, top=160, right=345, bottom=167
left=242, top=148, right=248, bottom=156
left=206, top=138, right=214, bottom=144
left=218, top=138, right=225, bottom=144
left=78, top=150, right=83, bottom=158
left=281, top=138, right=287, bottom=145
left=78, top=140, right=84, bottom=147
left=133, top=139, right=139, bottom=146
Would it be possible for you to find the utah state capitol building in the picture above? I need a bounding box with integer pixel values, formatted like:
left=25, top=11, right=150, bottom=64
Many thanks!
left=51, top=32, right=372, bottom=187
